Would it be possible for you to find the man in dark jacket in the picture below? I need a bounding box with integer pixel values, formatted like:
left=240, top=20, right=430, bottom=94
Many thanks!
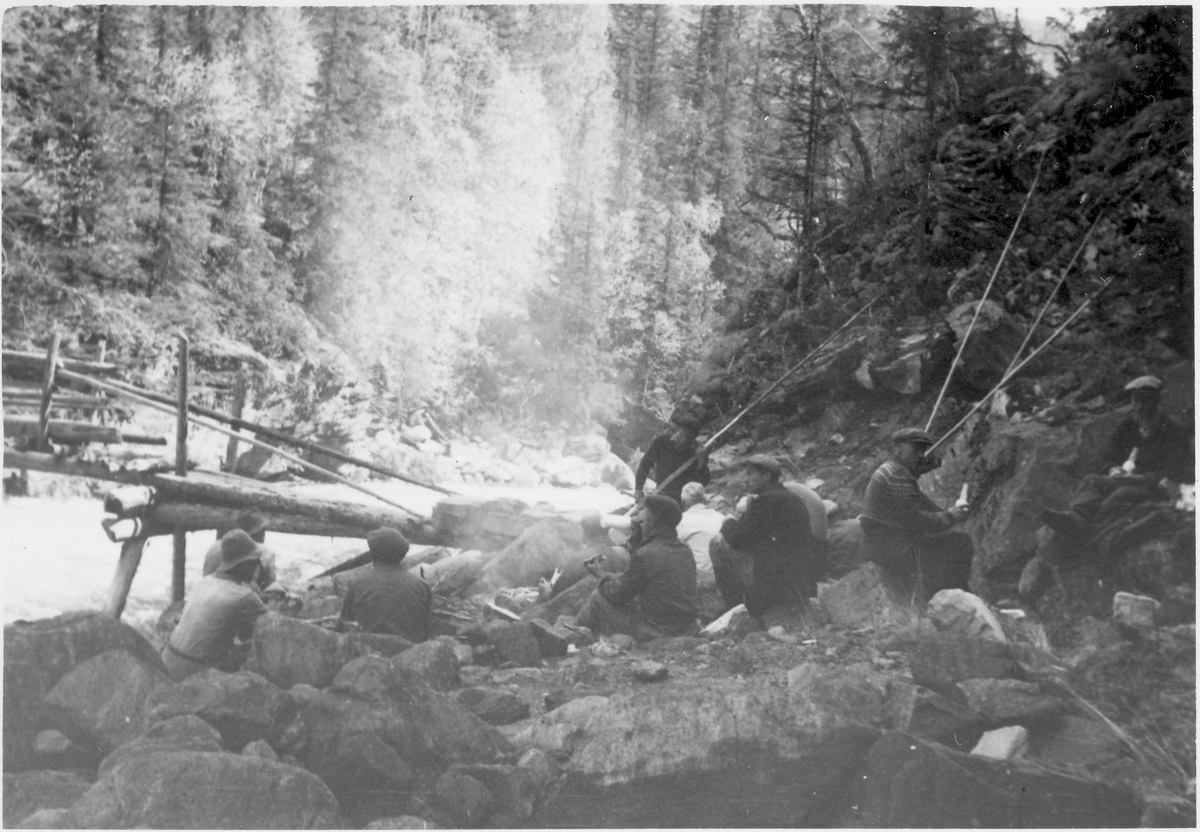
left=635, top=418, right=710, bottom=506
left=1043, top=375, right=1193, bottom=537
left=339, top=527, right=432, bottom=643
left=860, top=428, right=972, bottom=597
left=714, top=455, right=819, bottom=620
left=574, top=495, right=699, bottom=641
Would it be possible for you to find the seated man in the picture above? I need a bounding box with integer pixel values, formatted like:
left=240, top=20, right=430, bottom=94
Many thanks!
left=859, top=428, right=971, bottom=597
left=339, top=527, right=432, bottom=643
left=1043, top=375, right=1193, bottom=538
left=540, top=514, right=629, bottom=600
left=162, top=529, right=268, bottom=682
left=676, top=482, right=726, bottom=585
left=202, top=509, right=278, bottom=593
left=713, top=455, right=818, bottom=621
left=574, top=495, right=699, bottom=641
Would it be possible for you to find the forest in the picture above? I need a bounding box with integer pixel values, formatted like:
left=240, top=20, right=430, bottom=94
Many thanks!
left=1, top=5, right=1192, bottom=446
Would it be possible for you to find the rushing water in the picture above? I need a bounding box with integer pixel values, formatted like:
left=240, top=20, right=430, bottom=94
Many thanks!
left=0, top=480, right=631, bottom=633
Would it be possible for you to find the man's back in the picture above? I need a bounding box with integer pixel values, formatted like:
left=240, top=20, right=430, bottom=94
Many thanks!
left=340, top=563, right=432, bottom=643
left=170, top=574, right=266, bottom=665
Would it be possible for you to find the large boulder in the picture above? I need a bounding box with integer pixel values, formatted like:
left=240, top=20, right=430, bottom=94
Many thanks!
left=860, top=732, right=1141, bottom=827
left=481, top=517, right=585, bottom=590
left=818, top=563, right=914, bottom=629
left=927, top=589, right=1007, bottom=642
left=885, top=681, right=986, bottom=748
left=146, top=669, right=296, bottom=750
left=40, top=649, right=171, bottom=761
left=908, top=632, right=1019, bottom=699
left=482, top=621, right=541, bottom=667
left=4, top=612, right=164, bottom=771
left=98, top=715, right=225, bottom=778
left=3, top=771, right=92, bottom=828
left=67, top=751, right=341, bottom=829
left=394, top=640, right=460, bottom=690
left=246, top=613, right=368, bottom=689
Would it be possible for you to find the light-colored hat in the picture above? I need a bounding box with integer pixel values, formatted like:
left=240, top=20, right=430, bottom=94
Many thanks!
left=216, top=529, right=263, bottom=575
left=1124, top=376, right=1163, bottom=393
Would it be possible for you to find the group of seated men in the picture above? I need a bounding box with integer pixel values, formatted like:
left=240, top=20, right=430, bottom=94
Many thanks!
left=162, top=373, right=1189, bottom=681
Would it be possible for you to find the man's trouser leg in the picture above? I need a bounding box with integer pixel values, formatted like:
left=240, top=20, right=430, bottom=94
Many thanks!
left=1069, top=474, right=1123, bottom=521
left=710, top=536, right=752, bottom=611
left=917, top=531, right=973, bottom=597
left=574, top=589, right=640, bottom=638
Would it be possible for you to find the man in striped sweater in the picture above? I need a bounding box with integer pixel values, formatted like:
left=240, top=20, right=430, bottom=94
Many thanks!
left=860, top=428, right=972, bottom=598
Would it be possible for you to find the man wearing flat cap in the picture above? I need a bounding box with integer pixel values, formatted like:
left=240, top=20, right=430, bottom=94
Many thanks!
left=339, top=527, right=432, bottom=643
left=860, top=428, right=972, bottom=597
left=574, top=494, right=699, bottom=640
left=714, top=454, right=819, bottom=621
left=1043, top=375, right=1193, bottom=537
left=162, top=529, right=269, bottom=681
left=202, top=509, right=278, bottom=593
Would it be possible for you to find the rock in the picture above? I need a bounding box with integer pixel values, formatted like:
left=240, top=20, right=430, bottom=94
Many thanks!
left=482, top=517, right=585, bottom=590
left=509, top=696, right=612, bottom=758
left=482, top=621, right=541, bottom=667
left=344, top=632, right=416, bottom=658
left=598, top=453, right=636, bottom=490
left=1116, top=538, right=1191, bottom=599
left=787, top=662, right=889, bottom=730
left=366, top=816, right=441, bottom=829
left=13, top=807, right=71, bottom=828
left=817, top=563, right=914, bottom=629
left=434, top=771, right=493, bottom=827
left=956, top=678, right=1064, bottom=721
left=517, top=748, right=560, bottom=793
left=528, top=618, right=572, bottom=658
left=419, top=549, right=489, bottom=594
left=945, top=299, right=1024, bottom=392
left=394, top=640, right=460, bottom=690
left=631, top=661, right=669, bottom=682
left=455, top=688, right=530, bottom=726
left=3, top=771, right=92, bottom=828
left=4, top=611, right=164, bottom=771
left=520, top=576, right=599, bottom=624
left=886, top=681, right=986, bottom=748
left=449, top=764, right=537, bottom=826
left=30, top=730, right=93, bottom=771
left=98, top=715, right=225, bottom=778
left=242, top=739, right=278, bottom=761
left=1029, top=715, right=1124, bottom=767
left=543, top=687, right=615, bottom=713
left=971, top=725, right=1028, bottom=759
left=246, top=613, right=368, bottom=689
left=908, top=632, right=1019, bottom=698
left=1112, top=591, right=1161, bottom=630
left=860, top=731, right=1140, bottom=827
left=41, top=649, right=170, bottom=761
left=288, top=682, right=324, bottom=709
left=147, top=669, right=296, bottom=750
left=313, top=728, right=416, bottom=825
left=927, top=589, right=1007, bottom=642
left=68, top=751, right=341, bottom=829
left=825, top=517, right=867, bottom=578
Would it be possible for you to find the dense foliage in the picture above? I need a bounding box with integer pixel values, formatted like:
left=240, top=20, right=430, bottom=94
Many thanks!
left=2, top=6, right=1191, bottom=441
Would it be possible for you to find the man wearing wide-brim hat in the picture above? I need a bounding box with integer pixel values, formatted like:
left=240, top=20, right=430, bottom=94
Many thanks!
left=713, top=454, right=820, bottom=622
left=1042, top=375, right=1194, bottom=537
left=162, top=529, right=269, bottom=682
left=339, top=527, right=432, bottom=643
left=859, top=428, right=972, bottom=598
left=201, top=509, right=278, bottom=593
left=574, top=494, right=699, bottom=640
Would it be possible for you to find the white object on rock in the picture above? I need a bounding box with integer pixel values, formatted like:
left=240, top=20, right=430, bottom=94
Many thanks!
left=927, top=589, right=1007, bottom=643
left=1112, top=591, right=1160, bottom=629
left=971, top=725, right=1028, bottom=759
left=700, top=604, right=747, bottom=636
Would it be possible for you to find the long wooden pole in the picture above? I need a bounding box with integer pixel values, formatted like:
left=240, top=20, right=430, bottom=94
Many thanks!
left=101, top=377, right=454, bottom=495
left=925, top=150, right=1046, bottom=432
left=37, top=334, right=61, bottom=451
left=57, top=368, right=425, bottom=517
left=172, top=335, right=189, bottom=603
left=925, top=280, right=1110, bottom=457
left=654, top=298, right=876, bottom=497
left=224, top=371, right=247, bottom=473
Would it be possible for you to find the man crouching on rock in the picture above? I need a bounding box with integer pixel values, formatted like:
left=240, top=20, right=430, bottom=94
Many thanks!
left=574, top=495, right=699, bottom=641
left=339, top=527, right=432, bottom=644
left=162, top=529, right=268, bottom=682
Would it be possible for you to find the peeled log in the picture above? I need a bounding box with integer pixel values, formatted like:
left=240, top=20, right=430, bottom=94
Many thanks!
left=141, top=502, right=435, bottom=543
left=4, top=417, right=165, bottom=446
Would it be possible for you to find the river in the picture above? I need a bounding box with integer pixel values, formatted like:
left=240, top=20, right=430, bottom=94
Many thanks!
left=1, top=480, right=631, bottom=633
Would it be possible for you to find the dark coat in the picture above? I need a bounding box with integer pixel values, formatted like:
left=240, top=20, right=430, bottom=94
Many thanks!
left=339, top=562, right=432, bottom=643
left=1105, top=412, right=1193, bottom=483
left=635, top=433, right=710, bottom=504
left=720, top=482, right=817, bottom=616
left=598, top=529, right=698, bottom=637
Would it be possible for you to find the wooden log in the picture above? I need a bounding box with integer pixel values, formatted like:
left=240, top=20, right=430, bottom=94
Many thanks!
left=3, top=392, right=121, bottom=410
left=224, top=372, right=247, bottom=473
left=3, top=449, right=165, bottom=484
left=103, top=485, right=153, bottom=516
left=105, top=537, right=149, bottom=619
left=172, top=335, right=189, bottom=604
left=2, top=349, right=121, bottom=379
left=139, top=502, right=438, bottom=544
left=37, top=334, right=61, bottom=451
left=4, top=416, right=166, bottom=445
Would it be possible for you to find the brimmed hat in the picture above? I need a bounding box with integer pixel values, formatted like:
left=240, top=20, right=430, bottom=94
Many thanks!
left=235, top=509, right=269, bottom=538
left=216, top=529, right=263, bottom=575
left=891, top=428, right=933, bottom=446
left=1125, top=376, right=1163, bottom=395
left=642, top=494, right=683, bottom=528
left=367, top=527, right=410, bottom=562
left=740, top=454, right=782, bottom=475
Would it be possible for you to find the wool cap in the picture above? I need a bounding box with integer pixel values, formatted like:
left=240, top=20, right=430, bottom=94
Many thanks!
left=740, top=454, right=782, bottom=475
left=235, top=509, right=269, bottom=538
left=643, top=494, right=683, bottom=529
left=217, top=529, right=263, bottom=574
left=367, top=527, right=410, bottom=562
left=891, top=428, right=934, bottom=446
left=1125, top=375, right=1163, bottom=394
